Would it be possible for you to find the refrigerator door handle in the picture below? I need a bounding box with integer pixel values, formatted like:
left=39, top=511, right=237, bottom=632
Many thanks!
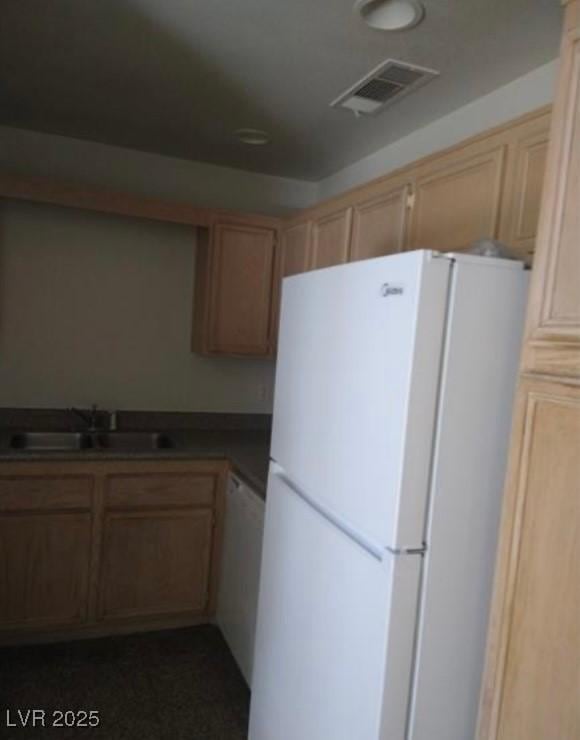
left=386, top=544, right=427, bottom=556
left=271, top=465, right=385, bottom=563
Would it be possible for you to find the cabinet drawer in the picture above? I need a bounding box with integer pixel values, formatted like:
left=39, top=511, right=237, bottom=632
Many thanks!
left=105, top=473, right=216, bottom=509
left=0, top=476, right=93, bottom=512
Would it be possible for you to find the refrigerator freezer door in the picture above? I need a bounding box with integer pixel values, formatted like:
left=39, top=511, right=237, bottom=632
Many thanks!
left=271, top=250, right=450, bottom=549
left=249, top=468, right=422, bottom=740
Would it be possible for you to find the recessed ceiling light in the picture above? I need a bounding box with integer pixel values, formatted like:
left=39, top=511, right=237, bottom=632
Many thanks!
left=234, top=128, right=270, bottom=145
left=355, top=0, right=425, bottom=31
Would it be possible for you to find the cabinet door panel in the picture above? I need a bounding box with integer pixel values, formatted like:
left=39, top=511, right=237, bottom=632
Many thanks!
left=281, top=222, right=311, bottom=277
left=511, top=138, right=548, bottom=252
left=350, top=185, right=409, bottom=262
left=498, top=112, right=551, bottom=265
left=311, top=208, right=352, bottom=269
left=270, top=221, right=312, bottom=354
left=488, top=381, right=580, bottom=740
left=206, top=223, right=276, bottom=355
left=409, top=146, right=506, bottom=252
left=99, top=508, right=213, bottom=620
left=525, top=24, right=580, bottom=357
left=0, top=513, right=91, bottom=630
left=546, top=45, right=580, bottom=327
left=516, top=146, right=546, bottom=238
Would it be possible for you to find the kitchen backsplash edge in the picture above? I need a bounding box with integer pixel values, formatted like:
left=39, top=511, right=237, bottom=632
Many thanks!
left=0, top=408, right=272, bottom=432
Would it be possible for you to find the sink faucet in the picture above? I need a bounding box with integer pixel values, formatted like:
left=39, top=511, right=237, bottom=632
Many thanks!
left=70, top=404, right=100, bottom=432
left=70, top=405, right=118, bottom=432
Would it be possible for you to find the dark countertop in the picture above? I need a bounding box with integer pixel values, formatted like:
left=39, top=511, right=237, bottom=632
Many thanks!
left=0, top=428, right=271, bottom=497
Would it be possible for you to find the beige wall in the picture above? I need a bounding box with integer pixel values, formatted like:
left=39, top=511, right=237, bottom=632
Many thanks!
left=0, top=200, right=275, bottom=413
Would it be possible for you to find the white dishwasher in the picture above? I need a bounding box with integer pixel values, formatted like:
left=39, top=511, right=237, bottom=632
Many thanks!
left=217, top=472, right=265, bottom=686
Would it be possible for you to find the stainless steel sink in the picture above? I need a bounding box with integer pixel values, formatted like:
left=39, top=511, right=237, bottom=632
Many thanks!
left=95, top=432, right=174, bottom=451
left=10, top=432, right=93, bottom=451
left=9, top=431, right=174, bottom=453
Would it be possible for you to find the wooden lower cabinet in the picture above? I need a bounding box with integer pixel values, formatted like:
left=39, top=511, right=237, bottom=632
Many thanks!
left=99, top=508, right=213, bottom=620
left=0, top=460, right=227, bottom=644
left=0, top=474, right=93, bottom=631
left=0, top=511, right=92, bottom=631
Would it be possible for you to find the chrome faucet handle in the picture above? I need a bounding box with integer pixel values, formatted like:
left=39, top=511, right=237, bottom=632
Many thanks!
left=70, top=404, right=100, bottom=432
left=109, top=410, right=118, bottom=432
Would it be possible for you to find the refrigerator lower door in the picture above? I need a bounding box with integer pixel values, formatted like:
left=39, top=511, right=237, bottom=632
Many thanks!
left=249, top=469, right=422, bottom=740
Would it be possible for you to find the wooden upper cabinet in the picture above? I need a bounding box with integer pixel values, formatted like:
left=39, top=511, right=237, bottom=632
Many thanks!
left=280, top=221, right=312, bottom=277
left=192, top=220, right=278, bottom=357
left=311, top=207, right=353, bottom=269
left=523, top=3, right=580, bottom=369
left=407, top=144, right=506, bottom=253
left=350, top=184, right=410, bottom=261
left=269, top=220, right=312, bottom=353
left=498, top=111, right=551, bottom=265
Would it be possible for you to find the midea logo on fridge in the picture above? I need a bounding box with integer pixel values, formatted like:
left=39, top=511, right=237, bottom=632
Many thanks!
left=380, top=283, right=404, bottom=297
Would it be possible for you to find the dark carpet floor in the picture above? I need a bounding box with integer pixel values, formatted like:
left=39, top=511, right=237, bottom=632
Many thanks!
left=0, top=625, right=250, bottom=740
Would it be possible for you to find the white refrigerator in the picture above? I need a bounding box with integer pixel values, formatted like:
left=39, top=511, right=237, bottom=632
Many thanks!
left=249, top=250, right=529, bottom=740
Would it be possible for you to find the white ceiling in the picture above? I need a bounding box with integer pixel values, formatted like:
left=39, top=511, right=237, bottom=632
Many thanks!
left=0, top=0, right=563, bottom=180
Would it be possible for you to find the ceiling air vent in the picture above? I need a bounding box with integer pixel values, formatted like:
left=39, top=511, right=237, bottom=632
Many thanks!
left=331, top=59, right=439, bottom=116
